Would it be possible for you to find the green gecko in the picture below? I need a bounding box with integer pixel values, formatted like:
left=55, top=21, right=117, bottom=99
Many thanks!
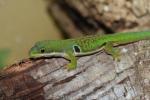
left=29, top=31, right=150, bottom=70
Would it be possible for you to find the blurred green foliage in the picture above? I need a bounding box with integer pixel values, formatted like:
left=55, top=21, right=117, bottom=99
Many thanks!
left=0, top=49, right=10, bottom=69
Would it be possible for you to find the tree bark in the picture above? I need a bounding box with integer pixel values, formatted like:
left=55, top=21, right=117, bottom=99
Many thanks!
left=0, top=0, right=150, bottom=100
left=48, top=0, right=150, bottom=37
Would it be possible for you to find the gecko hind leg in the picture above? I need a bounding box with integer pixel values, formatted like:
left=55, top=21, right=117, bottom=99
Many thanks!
left=65, top=51, right=77, bottom=70
left=104, top=42, right=121, bottom=61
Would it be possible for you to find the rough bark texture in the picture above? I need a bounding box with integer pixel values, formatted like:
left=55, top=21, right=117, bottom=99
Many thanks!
left=0, top=41, right=150, bottom=100
left=0, top=0, right=150, bottom=100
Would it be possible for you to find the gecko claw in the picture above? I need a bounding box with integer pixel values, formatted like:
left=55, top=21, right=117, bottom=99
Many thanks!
left=67, top=63, right=77, bottom=70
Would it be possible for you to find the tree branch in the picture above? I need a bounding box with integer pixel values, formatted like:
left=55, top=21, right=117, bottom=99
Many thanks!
left=0, top=40, right=150, bottom=99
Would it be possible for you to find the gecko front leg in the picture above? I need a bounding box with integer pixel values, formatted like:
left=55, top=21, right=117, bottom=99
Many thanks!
left=64, top=51, right=77, bottom=70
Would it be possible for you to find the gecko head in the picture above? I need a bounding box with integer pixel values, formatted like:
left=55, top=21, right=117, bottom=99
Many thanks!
left=29, top=44, right=44, bottom=58
left=29, top=40, right=65, bottom=58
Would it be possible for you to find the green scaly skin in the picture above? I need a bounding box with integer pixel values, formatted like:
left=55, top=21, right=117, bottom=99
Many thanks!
left=29, top=31, right=150, bottom=70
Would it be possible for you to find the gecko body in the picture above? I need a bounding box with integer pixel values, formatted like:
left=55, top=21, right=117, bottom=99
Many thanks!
left=29, top=31, right=150, bottom=70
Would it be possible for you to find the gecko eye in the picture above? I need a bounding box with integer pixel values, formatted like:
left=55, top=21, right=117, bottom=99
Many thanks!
left=73, top=45, right=81, bottom=53
left=40, top=49, right=45, bottom=53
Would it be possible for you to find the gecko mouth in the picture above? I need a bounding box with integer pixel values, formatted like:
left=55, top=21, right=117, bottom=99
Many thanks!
left=29, top=53, right=42, bottom=58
